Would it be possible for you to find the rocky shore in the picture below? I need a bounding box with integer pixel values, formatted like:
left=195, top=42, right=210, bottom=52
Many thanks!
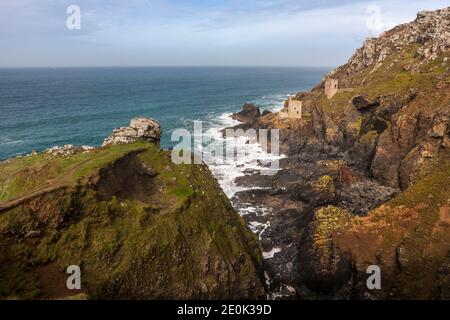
left=226, top=7, right=450, bottom=299
left=0, top=7, right=449, bottom=301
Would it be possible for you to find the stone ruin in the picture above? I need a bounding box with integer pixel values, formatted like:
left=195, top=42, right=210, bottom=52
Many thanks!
left=325, top=78, right=339, bottom=99
left=280, top=96, right=303, bottom=119
left=325, top=78, right=354, bottom=99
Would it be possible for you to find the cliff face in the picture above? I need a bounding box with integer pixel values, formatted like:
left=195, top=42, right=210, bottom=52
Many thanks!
left=340, top=8, right=449, bottom=76
left=0, top=141, right=265, bottom=299
left=232, top=7, right=449, bottom=299
left=334, top=152, right=450, bottom=299
left=319, top=8, right=450, bottom=190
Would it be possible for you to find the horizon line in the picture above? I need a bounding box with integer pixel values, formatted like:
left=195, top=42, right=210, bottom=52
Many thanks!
left=0, top=65, right=335, bottom=69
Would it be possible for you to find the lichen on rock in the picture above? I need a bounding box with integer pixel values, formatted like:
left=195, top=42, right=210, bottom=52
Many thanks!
left=102, top=117, right=162, bottom=147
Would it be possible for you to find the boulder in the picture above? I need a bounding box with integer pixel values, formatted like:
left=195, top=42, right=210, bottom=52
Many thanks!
left=102, top=117, right=162, bottom=147
left=432, top=122, right=447, bottom=138
left=231, top=103, right=261, bottom=124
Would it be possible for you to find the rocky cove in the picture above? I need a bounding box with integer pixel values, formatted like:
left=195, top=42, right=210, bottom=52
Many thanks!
left=0, top=7, right=449, bottom=300
left=224, top=103, right=400, bottom=298
left=219, top=7, right=450, bottom=299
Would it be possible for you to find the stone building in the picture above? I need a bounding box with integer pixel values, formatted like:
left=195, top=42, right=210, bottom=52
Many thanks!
left=280, top=96, right=302, bottom=119
left=325, top=78, right=339, bottom=99
left=325, top=78, right=354, bottom=99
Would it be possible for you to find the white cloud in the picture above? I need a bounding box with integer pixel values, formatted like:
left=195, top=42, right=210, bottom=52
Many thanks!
left=0, top=0, right=449, bottom=66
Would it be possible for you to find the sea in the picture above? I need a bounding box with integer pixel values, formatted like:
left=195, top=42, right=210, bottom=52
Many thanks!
left=0, top=66, right=328, bottom=196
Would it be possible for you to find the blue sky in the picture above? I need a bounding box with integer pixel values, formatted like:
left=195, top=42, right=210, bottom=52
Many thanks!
left=0, top=0, right=449, bottom=67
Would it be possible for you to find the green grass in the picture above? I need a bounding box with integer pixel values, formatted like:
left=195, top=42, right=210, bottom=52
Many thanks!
left=0, top=142, right=152, bottom=202
left=360, top=130, right=378, bottom=145
left=0, top=142, right=265, bottom=299
left=388, top=151, right=450, bottom=211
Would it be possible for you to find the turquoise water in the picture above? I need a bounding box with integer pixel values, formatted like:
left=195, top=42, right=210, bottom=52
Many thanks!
left=0, top=67, right=328, bottom=160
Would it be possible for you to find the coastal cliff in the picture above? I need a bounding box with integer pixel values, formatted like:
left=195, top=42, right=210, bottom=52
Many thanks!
left=231, top=7, right=449, bottom=299
left=0, top=7, right=449, bottom=301
left=0, top=119, right=265, bottom=299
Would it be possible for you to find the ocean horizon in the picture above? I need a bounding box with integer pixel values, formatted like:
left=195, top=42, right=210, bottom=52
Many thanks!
left=0, top=66, right=329, bottom=160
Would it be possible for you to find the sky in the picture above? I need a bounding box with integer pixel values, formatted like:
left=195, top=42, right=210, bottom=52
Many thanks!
left=0, top=0, right=449, bottom=67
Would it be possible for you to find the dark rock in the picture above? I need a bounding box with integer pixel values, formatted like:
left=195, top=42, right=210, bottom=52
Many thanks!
left=231, top=103, right=261, bottom=124
left=338, top=180, right=398, bottom=215
left=352, top=95, right=371, bottom=110
left=298, top=206, right=352, bottom=295
left=351, top=95, right=380, bottom=111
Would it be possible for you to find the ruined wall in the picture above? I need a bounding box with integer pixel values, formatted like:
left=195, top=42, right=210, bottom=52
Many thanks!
left=325, top=79, right=339, bottom=99
left=280, top=97, right=302, bottom=119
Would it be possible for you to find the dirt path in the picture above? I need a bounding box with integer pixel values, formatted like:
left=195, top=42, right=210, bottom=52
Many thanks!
left=0, top=158, right=95, bottom=213
left=0, top=149, right=149, bottom=213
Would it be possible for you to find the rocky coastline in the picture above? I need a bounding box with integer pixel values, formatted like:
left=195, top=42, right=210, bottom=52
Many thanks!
left=0, top=117, right=265, bottom=300
left=0, top=7, right=449, bottom=300
left=225, top=7, right=450, bottom=299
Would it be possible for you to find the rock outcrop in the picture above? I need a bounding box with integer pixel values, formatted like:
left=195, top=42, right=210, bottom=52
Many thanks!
left=332, top=8, right=450, bottom=78
left=297, top=206, right=352, bottom=295
left=231, top=103, right=261, bottom=124
left=227, top=6, right=450, bottom=299
left=334, top=152, right=450, bottom=299
left=0, top=123, right=264, bottom=299
left=45, top=145, right=94, bottom=157
left=102, top=117, right=162, bottom=147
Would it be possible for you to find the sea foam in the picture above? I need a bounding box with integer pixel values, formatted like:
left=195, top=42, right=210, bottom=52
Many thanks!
left=204, top=95, right=287, bottom=200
